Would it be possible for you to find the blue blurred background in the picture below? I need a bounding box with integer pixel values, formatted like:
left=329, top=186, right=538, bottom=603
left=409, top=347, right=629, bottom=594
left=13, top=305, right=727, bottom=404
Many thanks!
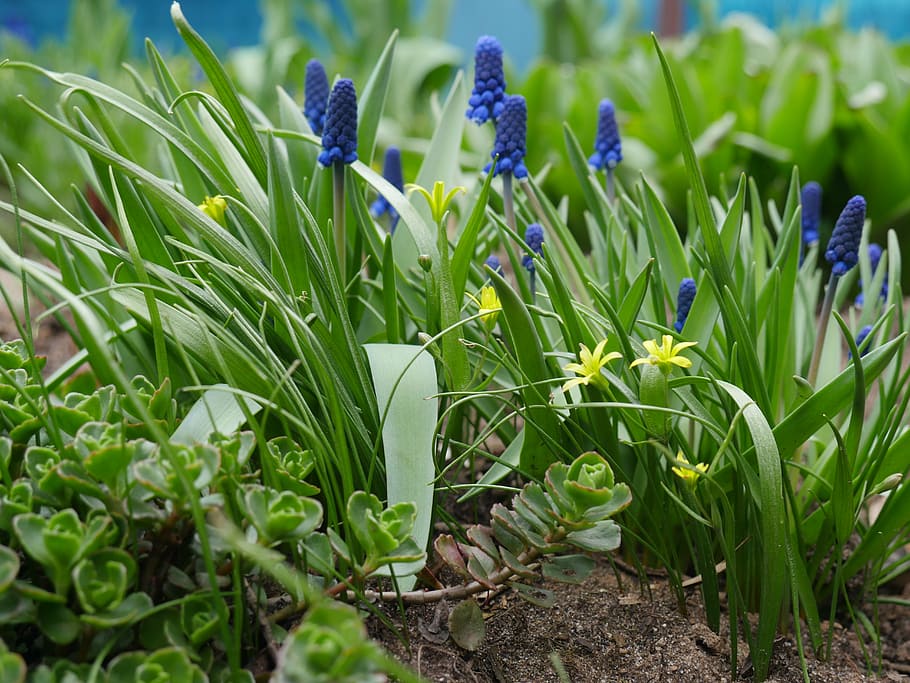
left=2, top=0, right=910, bottom=71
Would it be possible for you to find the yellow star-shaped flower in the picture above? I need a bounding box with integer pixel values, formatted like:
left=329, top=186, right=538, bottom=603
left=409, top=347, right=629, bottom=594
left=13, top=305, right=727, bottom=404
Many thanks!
left=562, top=339, right=622, bottom=393
left=671, top=452, right=708, bottom=486
left=467, top=285, right=502, bottom=328
left=198, top=195, right=227, bottom=226
left=630, top=335, right=697, bottom=375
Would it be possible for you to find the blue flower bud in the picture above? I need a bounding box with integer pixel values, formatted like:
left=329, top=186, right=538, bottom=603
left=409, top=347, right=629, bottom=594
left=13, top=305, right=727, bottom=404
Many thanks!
left=588, top=99, right=622, bottom=171
left=318, top=79, right=358, bottom=167
left=484, top=254, right=503, bottom=276
left=466, top=35, right=507, bottom=125
left=522, top=223, right=544, bottom=273
left=484, top=95, right=528, bottom=179
left=868, top=242, right=883, bottom=273
left=850, top=324, right=873, bottom=359
left=370, top=147, right=404, bottom=231
left=855, top=242, right=887, bottom=307
left=673, top=277, right=696, bottom=333
left=801, top=181, right=822, bottom=246
left=824, top=195, right=865, bottom=277
left=304, top=59, right=330, bottom=136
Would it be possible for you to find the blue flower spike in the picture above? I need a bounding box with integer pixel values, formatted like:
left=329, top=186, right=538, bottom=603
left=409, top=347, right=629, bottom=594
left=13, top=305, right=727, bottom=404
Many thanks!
left=484, top=254, right=503, bottom=277
left=674, top=277, right=696, bottom=333
left=809, top=194, right=868, bottom=385
left=484, top=95, right=528, bottom=180
left=522, top=223, right=544, bottom=273
left=824, top=195, right=866, bottom=277
left=304, top=59, right=329, bottom=136
left=317, top=78, right=358, bottom=167
left=850, top=325, right=874, bottom=359
left=522, top=223, right=544, bottom=300
left=370, top=147, right=404, bottom=233
left=588, top=99, right=622, bottom=172
left=318, top=78, right=358, bottom=277
left=800, top=181, right=822, bottom=247
left=466, top=35, right=507, bottom=125
left=855, top=242, right=886, bottom=307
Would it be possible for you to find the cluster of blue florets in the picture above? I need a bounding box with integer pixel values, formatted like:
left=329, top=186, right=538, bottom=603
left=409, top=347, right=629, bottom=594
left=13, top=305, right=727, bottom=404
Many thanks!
left=466, top=36, right=507, bottom=125
left=317, top=79, right=359, bottom=167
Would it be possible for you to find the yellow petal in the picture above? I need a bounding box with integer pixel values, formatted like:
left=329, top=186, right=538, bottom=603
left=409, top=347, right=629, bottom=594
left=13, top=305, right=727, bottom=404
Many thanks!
left=563, top=361, right=587, bottom=375
left=443, top=186, right=467, bottom=208
left=669, top=356, right=693, bottom=368
left=671, top=340, right=698, bottom=354
left=405, top=183, right=432, bottom=203
left=629, top=357, right=650, bottom=368
left=642, top=339, right=661, bottom=356
left=577, top=344, right=594, bottom=365
left=603, top=352, right=623, bottom=363
left=562, top=376, right=588, bottom=393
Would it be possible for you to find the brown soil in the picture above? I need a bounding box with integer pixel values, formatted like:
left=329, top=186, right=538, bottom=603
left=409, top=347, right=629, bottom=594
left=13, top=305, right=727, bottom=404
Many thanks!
left=370, top=562, right=910, bottom=682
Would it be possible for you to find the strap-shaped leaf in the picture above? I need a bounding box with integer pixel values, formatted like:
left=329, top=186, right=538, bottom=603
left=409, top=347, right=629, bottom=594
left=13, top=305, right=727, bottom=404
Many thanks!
left=364, top=343, right=437, bottom=589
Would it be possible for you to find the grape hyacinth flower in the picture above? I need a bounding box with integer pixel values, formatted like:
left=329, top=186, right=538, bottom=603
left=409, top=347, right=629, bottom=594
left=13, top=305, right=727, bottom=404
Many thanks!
left=809, top=195, right=867, bottom=385
left=466, top=35, right=507, bottom=125
left=318, top=78, right=359, bottom=276
left=855, top=243, right=886, bottom=307
left=849, top=325, right=874, bottom=359
left=304, top=59, right=329, bottom=136
left=485, top=94, right=528, bottom=240
left=522, top=223, right=544, bottom=300
left=800, top=181, right=822, bottom=246
left=589, top=99, right=622, bottom=201
left=370, top=147, right=404, bottom=233
left=484, top=95, right=528, bottom=180
left=484, top=254, right=503, bottom=277
left=318, top=79, right=358, bottom=167
left=824, top=195, right=865, bottom=277
left=673, top=277, right=696, bottom=333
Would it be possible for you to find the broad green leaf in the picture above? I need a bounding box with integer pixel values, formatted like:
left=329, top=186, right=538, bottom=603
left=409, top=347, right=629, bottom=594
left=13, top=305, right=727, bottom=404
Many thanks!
left=80, top=591, right=154, bottom=628
left=364, top=343, right=438, bottom=588
left=541, top=554, right=596, bottom=584
left=171, top=384, right=262, bottom=445
left=0, top=545, right=20, bottom=592
left=0, top=651, right=25, bottom=683
left=37, top=602, right=80, bottom=645
left=448, top=598, right=485, bottom=651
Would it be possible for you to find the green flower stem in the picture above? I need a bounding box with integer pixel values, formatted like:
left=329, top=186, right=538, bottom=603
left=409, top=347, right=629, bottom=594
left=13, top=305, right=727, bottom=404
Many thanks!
left=807, top=272, right=839, bottom=386
left=606, top=168, right=615, bottom=204
left=502, top=172, right=517, bottom=236
left=333, top=161, right=346, bottom=281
